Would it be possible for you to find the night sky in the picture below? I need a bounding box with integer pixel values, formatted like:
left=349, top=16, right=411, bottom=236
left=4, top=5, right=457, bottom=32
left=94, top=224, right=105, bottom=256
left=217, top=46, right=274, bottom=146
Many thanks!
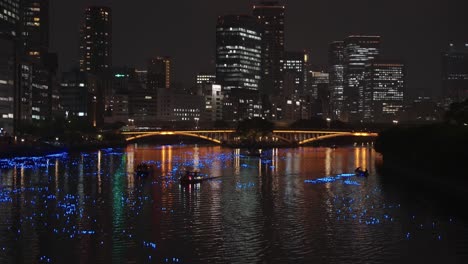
left=50, top=0, right=467, bottom=98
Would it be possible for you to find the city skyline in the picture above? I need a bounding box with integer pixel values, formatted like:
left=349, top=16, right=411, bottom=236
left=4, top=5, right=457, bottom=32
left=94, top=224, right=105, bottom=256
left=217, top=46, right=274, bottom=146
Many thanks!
left=50, top=0, right=467, bottom=98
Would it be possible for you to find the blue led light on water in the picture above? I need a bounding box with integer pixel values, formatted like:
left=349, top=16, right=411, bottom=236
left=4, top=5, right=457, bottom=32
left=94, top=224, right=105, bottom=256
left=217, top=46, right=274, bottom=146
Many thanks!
left=344, top=180, right=360, bottom=186
left=143, top=241, right=157, bottom=249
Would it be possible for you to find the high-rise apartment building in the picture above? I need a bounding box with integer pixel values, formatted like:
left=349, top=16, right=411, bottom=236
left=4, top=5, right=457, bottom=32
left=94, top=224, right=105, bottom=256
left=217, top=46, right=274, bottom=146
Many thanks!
left=253, top=1, right=285, bottom=96
left=442, top=44, right=468, bottom=105
left=363, top=60, right=405, bottom=122
left=343, top=35, right=380, bottom=122
left=147, top=56, right=172, bottom=90
left=79, top=6, right=112, bottom=74
left=216, top=15, right=262, bottom=121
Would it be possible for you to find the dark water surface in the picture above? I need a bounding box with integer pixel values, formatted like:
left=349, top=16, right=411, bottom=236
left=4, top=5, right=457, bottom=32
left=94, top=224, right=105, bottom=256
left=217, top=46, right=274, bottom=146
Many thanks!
left=1, top=145, right=467, bottom=263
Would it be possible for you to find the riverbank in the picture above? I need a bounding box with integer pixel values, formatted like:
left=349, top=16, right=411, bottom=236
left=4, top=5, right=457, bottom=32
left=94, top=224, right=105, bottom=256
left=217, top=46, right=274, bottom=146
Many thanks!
left=0, top=141, right=127, bottom=159
left=0, top=144, right=67, bottom=159
left=375, top=124, right=468, bottom=200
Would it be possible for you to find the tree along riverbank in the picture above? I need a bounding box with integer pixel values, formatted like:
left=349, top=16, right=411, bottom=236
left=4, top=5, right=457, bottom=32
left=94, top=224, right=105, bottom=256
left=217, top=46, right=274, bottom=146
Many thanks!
left=375, top=124, right=468, bottom=200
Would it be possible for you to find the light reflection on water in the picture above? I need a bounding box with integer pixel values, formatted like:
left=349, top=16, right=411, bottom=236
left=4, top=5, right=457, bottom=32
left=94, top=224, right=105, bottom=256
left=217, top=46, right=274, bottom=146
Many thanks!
left=0, top=145, right=467, bottom=263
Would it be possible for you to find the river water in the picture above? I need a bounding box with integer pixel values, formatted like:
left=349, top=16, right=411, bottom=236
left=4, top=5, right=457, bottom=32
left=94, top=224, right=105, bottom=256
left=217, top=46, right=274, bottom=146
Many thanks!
left=0, top=144, right=467, bottom=263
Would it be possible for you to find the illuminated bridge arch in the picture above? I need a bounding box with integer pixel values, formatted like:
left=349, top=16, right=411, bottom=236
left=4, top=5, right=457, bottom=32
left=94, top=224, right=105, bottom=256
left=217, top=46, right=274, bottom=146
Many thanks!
left=297, top=132, right=379, bottom=145
left=271, top=130, right=378, bottom=146
left=122, top=130, right=378, bottom=145
left=123, top=130, right=236, bottom=144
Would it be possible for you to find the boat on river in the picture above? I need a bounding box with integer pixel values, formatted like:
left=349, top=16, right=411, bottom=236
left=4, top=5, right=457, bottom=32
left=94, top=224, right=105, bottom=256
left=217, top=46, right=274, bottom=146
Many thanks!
left=179, top=171, right=204, bottom=184
left=355, top=167, right=369, bottom=177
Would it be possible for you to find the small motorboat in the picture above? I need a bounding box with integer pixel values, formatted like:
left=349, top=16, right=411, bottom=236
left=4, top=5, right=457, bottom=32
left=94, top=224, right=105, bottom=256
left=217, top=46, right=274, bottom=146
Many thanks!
left=135, top=163, right=153, bottom=177
left=179, top=171, right=204, bottom=185
left=354, top=167, right=369, bottom=177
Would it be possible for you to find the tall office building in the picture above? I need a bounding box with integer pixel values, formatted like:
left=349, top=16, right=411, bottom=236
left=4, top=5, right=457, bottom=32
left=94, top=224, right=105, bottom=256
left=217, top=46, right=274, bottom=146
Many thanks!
left=22, top=0, right=49, bottom=61
left=442, top=44, right=468, bottom=105
left=79, top=6, right=112, bottom=74
left=282, top=51, right=306, bottom=97
left=0, top=37, right=15, bottom=134
left=343, top=35, right=380, bottom=122
left=216, top=15, right=262, bottom=91
left=22, top=1, right=58, bottom=124
left=328, top=41, right=345, bottom=119
left=363, top=60, right=405, bottom=122
left=253, top=1, right=285, bottom=96
left=0, top=0, right=20, bottom=134
left=0, top=0, right=20, bottom=37
left=147, top=56, right=172, bottom=90
left=216, top=15, right=262, bottom=121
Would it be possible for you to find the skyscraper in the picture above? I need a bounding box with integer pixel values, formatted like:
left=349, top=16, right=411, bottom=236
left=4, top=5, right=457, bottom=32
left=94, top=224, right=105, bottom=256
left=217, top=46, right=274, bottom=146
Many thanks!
left=442, top=44, right=468, bottom=105
left=282, top=51, right=306, bottom=97
left=0, top=0, right=20, bottom=37
left=343, top=35, right=380, bottom=122
left=363, top=60, right=405, bottom=122
left=216, top=15, right=262, bottom=121
left=147, top=56, right=172, bottom=90
left=79, top=6, right=112, bottom=74
left=253, top=1, right=285, bottom=96
left=22, top=0, right=58, bottom=124
left=328, top=41, right=345, bottom=120
left=0, top=0, right=20, bottom=134
left=22, top=0, right=49, bottom=61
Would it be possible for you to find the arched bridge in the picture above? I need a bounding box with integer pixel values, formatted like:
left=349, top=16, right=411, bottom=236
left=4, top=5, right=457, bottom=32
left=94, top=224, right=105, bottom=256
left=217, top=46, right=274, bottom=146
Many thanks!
left=121, top=129, right=378, bottom=146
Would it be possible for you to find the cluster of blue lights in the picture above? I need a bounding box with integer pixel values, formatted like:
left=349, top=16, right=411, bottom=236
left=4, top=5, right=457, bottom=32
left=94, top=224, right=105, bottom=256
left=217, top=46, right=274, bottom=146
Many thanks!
left=304, top=173, right=358, bottom=185
left=236, top=182, right=256, bottom=190
left=39, top=255, right=51, bottom=263
left=143, top=241, right=157, bottom=249
left=164, top=257, right=182, bottom=263
left=0, top=145, right=461, bottom=263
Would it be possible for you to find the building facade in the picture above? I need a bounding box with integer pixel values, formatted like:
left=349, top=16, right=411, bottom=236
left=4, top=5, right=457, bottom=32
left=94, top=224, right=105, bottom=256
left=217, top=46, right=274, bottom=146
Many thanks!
left=363, top=61, right=405, bottom=122
left=60, top=70, right=98, bottom=126
left=216, top=15, right=262, bottom=121
left=156, top=88, right=204, bottom=125
left=147, top=56, right=172, bottom=90
left=79, top=6, right=112, bottom=74
left=328, top=41, right=345, bottom=120
left=202, top=84, right=223, bottom=122
left=0, top=37, right=15, bottom=134
left=442, top=44, right=468, bottom=105
left=22, top=0, right=49, bottom=62
left=0, top=0, right=20, bottom=134
left=252, top=1, right=285, bottom=96
left=0, top=0, right=20, bottom=37
left=343, top=35, right=381, bottom=122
